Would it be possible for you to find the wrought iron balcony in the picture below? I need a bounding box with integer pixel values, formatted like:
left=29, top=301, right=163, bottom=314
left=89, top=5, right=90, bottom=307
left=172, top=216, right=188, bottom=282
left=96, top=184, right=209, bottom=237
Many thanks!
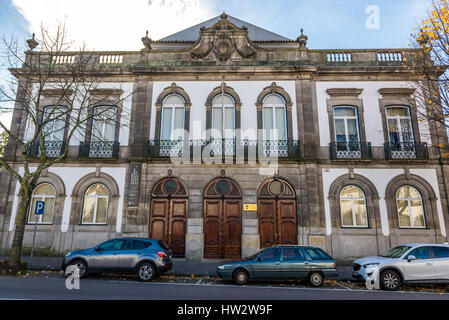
left=79, top=141, right=120, bottom=159
left=384, top=142, right=429, bottom=160
left=27, top=141, right=66, bottom=158
left=329, top=142, right=372, bottom=160
left=147, top=139, right=301, bottom=161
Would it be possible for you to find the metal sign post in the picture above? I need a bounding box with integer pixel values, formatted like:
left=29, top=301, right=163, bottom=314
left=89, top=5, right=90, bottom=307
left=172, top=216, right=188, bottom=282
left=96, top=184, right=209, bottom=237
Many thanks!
left=29, top=201, right=45, bottom=268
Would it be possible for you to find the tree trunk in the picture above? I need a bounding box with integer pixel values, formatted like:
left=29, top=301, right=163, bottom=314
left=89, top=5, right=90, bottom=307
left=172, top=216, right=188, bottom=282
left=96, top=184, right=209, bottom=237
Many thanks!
left=8, top=183, right=31, bottom=267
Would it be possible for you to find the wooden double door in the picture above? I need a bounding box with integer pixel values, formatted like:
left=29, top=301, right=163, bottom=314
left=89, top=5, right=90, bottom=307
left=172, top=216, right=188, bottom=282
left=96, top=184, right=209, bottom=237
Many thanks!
left=204, top=178, right=242, bottom=259
left=149, top=178, right=188, bottom=258
left=258, top=178, right=298, bottom=248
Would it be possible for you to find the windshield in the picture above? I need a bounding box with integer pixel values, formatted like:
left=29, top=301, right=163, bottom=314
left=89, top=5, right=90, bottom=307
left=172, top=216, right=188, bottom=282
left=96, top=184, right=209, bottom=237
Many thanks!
left=381, top=246, right=412, bottom=258
left=246, top=248, right=267, bottom=260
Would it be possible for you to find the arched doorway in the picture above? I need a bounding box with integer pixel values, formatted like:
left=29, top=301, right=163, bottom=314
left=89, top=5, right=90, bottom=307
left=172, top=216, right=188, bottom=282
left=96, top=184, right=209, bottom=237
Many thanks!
left=203, top=177, right=242, bottom=259
left=149, top=177, right=188, bottom=258
left=258, top=178, right=297, bottom=248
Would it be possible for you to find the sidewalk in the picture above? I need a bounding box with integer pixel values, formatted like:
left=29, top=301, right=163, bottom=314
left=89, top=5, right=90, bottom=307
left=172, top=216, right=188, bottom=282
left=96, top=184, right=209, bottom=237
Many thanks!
left=1, top=256, right=353, bottom=280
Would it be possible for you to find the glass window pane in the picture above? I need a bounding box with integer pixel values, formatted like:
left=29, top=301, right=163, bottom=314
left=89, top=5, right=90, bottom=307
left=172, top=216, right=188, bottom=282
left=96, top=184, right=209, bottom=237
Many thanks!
left=263, top=94, right=284, bottom=105
left=347, top=119, right=359, bottom=143
left=334, top=107, right=356, bottom=117
left=334, top=119, right=346, bottom=143
left=411, top=200, right=425, bottom=227
left=397, top=200, right=411, bottom=227
left=433, top=247, right=449, bottom=258
left=174, top=108, right=184, bottom=131
left=224, top=107, right=234, bottom=133
left=409, top=247, right=430, bottom=259
left=160, top=108, right=173, bottom=140
left=387, top=107, right=409, bottom=117
left=96, top=198, right=108, bottom=224
left=164, top=95, right=184, bottom=105
left=34, top=184, right=55, bottom=196
left=263, top=107, right=273, bottom=139
left=213, top=95, right=234, bottom=106
left=341, top=185, right=364, bottom=199
left=341, top=200, right=354, bottom=226
left=82, top=197, right=95, bottom=223
left=104, top=122, right=115, bottom=141
left=355, top=200, right=368, bottom=226
left=275, top=107, right=286, bottom=140
left=86, top=184, right=108, bottom=196
left=400, top=119, right=413, bottom=143
left=212, top=107, right=223, bottom=138
left=42, top=198, right=54, bottom=223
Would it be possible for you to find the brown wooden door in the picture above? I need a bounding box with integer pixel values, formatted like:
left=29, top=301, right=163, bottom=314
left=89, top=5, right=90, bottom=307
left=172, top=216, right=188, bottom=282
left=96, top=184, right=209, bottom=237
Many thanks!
left=258, top=179, right=297, bottom=248
left=204, top=178, right=242, bottom=259
left=149, top=178, right=188, bottom=258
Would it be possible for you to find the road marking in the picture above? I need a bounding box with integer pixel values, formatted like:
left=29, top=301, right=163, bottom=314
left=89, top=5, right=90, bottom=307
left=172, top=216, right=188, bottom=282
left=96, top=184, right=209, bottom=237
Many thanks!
left=196, top=279, right=203, bottom=285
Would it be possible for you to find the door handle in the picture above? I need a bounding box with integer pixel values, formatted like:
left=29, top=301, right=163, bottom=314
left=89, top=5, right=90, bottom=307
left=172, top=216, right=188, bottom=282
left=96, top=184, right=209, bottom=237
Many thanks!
left=275, top=262, right=280, bottom=265
left=304, top=262, right=310, bottom=265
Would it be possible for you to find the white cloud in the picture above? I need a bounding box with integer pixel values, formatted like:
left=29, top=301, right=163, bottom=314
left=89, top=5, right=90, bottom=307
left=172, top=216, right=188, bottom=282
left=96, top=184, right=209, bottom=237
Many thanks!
left=12, top=0, right=216, bottom=50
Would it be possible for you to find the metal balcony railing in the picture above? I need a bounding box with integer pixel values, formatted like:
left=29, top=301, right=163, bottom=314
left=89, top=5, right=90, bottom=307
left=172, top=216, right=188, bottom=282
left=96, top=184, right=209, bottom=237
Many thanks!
left=147, top=140, right=301, bottom=160
left=329, top=142, right=372, bottom=160
left=384, top=142, right=429, bottom=160
left=27, top=141, right=66, bottom=158
left=79, top=141, right=120, bottom=159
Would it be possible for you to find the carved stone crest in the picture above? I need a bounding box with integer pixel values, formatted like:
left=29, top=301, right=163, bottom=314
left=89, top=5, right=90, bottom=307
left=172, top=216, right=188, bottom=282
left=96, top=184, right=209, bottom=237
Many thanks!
left=213, top=34, right=234, bottom=61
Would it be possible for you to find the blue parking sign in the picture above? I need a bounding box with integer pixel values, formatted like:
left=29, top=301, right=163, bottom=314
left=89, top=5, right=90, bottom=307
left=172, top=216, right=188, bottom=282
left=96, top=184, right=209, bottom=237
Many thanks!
left=35, top=201, right=45, bottom=215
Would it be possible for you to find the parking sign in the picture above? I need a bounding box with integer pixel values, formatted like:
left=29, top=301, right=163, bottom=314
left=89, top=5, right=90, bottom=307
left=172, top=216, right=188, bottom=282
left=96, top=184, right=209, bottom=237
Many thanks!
left=35, top=201, right=45, bottom=215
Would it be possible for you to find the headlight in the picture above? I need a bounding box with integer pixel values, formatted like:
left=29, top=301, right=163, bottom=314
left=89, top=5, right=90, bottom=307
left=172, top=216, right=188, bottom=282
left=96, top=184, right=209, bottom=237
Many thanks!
left=217, top=265, right=225, bottom=270
left=363, top=263, right=380, bottom=268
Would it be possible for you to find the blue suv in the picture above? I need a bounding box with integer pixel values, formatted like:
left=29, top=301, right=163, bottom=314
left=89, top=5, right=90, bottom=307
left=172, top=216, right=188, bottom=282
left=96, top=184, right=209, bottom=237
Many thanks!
left=62, top=238, right=173, bottom=281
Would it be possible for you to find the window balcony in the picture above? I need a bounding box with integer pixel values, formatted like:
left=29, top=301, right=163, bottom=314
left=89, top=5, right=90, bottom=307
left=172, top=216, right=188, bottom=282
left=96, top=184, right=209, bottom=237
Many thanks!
left=329, top=142, right=372, bottom=160
left=27, top=141, right=66, bottom=158
left=79, top=141, right=120, bottom=159
left=147, top=140, right=301, bottom=161
left=384, top=142, right=429, bottom=160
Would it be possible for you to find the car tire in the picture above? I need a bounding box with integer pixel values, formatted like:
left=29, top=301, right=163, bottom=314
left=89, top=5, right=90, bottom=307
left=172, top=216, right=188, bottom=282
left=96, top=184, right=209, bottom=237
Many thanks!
left=233, top=269, right=248, bottom=285
left=380, top=270, right=401, bottom=291
left=308, top=271, right=324, bottom=287
left=136, top=262, right=156, bottom=282
left=66, top=259, right=88, bottom=279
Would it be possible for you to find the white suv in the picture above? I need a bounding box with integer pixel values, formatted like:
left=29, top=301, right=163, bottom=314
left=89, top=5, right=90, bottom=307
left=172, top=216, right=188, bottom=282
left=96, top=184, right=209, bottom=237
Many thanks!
left=352, top=243, right=449, bottom=290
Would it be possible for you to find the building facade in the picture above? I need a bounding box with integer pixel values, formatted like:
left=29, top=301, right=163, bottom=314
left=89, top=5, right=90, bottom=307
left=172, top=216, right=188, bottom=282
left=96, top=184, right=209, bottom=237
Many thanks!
left=1, top=13, right=449, bottom=263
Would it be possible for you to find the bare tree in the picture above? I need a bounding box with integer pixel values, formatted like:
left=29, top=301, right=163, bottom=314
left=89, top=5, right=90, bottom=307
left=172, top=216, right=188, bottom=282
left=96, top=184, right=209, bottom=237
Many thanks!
left=409, top=0, right=449, bottom=156
left=0, top=23, right=129, bottom=267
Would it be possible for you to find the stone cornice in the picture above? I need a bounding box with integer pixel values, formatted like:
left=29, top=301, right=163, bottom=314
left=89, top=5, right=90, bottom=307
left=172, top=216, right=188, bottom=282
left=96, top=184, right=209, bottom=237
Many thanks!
left=378, top=88, right=416, bottom=97
left=326, top=88, right=363, bottom=97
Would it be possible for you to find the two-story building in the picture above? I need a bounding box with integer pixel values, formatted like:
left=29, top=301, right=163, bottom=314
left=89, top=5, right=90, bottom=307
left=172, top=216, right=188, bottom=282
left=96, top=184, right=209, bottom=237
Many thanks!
left=1, top=13, right=449, bottom=263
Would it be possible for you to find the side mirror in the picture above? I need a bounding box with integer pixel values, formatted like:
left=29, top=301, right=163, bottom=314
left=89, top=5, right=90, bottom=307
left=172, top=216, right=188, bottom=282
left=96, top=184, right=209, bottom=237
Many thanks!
left=257, top=257, right=263, bottom=262
left=407, top=255, right=416, bottom=262
left=95, top=246, right=101, bottom=252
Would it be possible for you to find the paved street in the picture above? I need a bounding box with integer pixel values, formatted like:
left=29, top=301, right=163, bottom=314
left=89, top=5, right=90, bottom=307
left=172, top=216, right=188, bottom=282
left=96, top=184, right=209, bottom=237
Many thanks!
left=1, top=275, right=448, bottom=300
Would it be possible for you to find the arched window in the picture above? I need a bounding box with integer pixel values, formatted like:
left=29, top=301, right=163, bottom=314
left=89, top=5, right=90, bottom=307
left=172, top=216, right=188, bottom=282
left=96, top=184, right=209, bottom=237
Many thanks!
left=340, top=185, right=368, bottom=227
left=91, top=106, right=117, bottom=142
left=396, top=186, right=426, bottom=228
left=28, top=183, right=55, bottom=224
left=211, top=94, right=235, bottom=140
left=262, top=94, right=287, bottom=140
left=82, top=184, right=109, bottom=224
left=386, top=106, right=414, bottom=146
left=42, top=106, right=66, bottom=142
left=160, top=94, right=185, bottom=141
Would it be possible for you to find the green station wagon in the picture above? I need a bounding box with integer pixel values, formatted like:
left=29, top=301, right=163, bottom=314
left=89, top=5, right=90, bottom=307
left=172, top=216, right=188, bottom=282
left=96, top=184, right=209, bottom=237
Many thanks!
left=217, top=245, right=338, bottom=286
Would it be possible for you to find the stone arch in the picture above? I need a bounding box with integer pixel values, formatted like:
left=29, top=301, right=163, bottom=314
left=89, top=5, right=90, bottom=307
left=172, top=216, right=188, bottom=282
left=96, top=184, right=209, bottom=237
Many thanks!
left=70, top=172, right=120, bottom=226
left=385, top=174, right=438, bottom=230
left=328, top=174, right=381, bottom=229
left=255, top=82, right=294, bottom=141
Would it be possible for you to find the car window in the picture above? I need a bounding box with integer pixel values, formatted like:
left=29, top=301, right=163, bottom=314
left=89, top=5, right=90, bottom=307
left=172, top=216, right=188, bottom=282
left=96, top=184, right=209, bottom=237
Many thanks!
left=121, top=240, right=151, bottom=250
left=432, top=246, right=449, bottom=258
left=303, top=248, right=332, bottom=260
left=99, top=239, right=123, bottom=251
left=283, top=248, right=305, bottom=261
left=157, top=240, right=169, bottom=250
left=261, top=248, right=281, bottom=261
left=408, top=247, right=431, bottom=259
left=381, top=246, right=412, bottom=258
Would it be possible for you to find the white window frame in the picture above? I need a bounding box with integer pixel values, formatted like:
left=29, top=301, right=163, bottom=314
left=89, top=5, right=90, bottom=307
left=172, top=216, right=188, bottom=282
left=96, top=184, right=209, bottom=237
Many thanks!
left=160, top=94, right=186, bottom=141
left=386, top=106, right=414, bottom=144
left=42, top=106, right=67, bottom=142
left=262, top=94, right=287, bottom=141
left=91, top=106, right=117, bottom=142
left=211, top=94, right=235, bottom=139
left=28, top=183, right=56, bottom=225
left=396, top=185, right=426, bottom=229
left=340, top=185, right=368, bottom=228
left=81, top=184, right=109, bottom=225
left=333, top=106, right=360, bottom=144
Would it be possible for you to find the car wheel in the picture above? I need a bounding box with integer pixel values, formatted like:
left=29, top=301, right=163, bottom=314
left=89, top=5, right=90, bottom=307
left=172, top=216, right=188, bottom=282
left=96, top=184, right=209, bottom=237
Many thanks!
left=308, top=272, right=324, bottom=287
left=66, top=259, right=87, bottom=279
left=380, top=270, right=401, bottom=291
left=233, top=270, right=248, bottom=285
left=136, top=262, right=156, bottom=282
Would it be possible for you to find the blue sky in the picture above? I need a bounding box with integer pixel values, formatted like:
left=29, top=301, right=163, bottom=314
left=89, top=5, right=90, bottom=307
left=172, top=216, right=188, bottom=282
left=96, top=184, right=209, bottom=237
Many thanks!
left=0, top=0, right=434, bottom=128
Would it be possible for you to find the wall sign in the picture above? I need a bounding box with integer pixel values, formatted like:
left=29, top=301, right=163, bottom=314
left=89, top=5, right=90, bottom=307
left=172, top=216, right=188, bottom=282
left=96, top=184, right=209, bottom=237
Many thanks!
left=244, top=204, right=257, bottom=211
left=128, top=163, right=142, bottom=207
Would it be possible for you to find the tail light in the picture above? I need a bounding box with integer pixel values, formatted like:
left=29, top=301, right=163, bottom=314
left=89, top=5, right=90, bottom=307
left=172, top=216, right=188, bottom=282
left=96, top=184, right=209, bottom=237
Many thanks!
left=157, top=251, right=168, bottom=258
left=333, top=263, right=337, bottom=268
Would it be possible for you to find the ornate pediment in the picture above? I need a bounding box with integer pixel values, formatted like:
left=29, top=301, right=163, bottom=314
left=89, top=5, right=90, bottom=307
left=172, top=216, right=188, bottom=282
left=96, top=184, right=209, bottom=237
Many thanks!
left=190, top=13, right=259, bottom=61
